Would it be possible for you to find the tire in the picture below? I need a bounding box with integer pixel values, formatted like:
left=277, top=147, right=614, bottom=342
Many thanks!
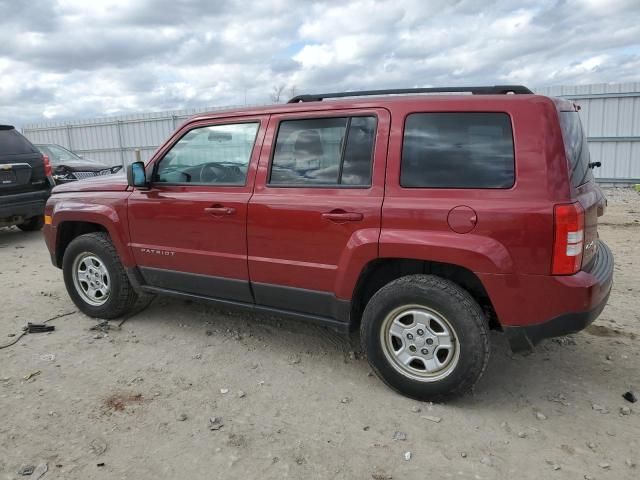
left=62, top=232, right=151, bottom=319
left=18, top=216, right=44, bottom=231
left=360, top=274, right=490, bottom=401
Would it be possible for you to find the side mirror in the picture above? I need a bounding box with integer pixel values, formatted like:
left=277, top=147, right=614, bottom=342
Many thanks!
left=127, top=161, right=148, bottom=188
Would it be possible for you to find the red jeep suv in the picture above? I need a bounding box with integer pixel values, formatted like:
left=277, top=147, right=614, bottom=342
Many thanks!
left=43, top=86, right=613, bottom=400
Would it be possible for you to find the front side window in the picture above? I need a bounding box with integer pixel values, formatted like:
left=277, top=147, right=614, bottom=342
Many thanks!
left=269, top=116, right=376, bottom=186
left=401, top=113, right=515, bottom=189
left=155, top=122, right=259, bottom=185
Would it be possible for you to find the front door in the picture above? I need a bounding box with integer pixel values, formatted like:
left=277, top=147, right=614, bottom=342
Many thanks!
left=247, top=109, right=390, bottom=318
left=127, top=117, right=267, bottom=302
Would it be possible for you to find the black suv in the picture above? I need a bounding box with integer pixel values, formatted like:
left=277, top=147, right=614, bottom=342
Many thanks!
left=0, top=125, right=53, bottom=231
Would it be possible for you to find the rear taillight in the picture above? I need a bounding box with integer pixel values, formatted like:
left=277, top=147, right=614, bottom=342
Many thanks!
left=42, top=154, right=53, bottom=177
left=552, top=202, right=585, bottom=275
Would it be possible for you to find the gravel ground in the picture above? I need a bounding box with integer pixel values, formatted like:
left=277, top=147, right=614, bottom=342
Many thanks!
left=1, top=187, right=639, bottom=480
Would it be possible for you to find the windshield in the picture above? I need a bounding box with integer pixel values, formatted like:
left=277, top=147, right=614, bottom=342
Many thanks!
left=37, top=144, right=82, bottom=164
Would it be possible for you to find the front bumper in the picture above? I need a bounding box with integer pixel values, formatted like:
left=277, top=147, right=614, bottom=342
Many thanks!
left=0, top=189, right=50, bottom=220
left=500, top=240, right=614, bottom=351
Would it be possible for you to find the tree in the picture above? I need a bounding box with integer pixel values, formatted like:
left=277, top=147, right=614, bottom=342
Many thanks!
left=270, top=84, right=286, bottom=103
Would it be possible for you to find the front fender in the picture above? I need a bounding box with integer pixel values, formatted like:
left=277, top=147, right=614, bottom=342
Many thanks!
left=379, top=230, right=514, bottom=274
left=50, top=193, right=134, bottom=267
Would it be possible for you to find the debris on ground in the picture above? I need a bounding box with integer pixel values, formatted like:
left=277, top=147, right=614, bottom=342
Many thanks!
left=32, top=462, right=47, bottom=479
left=622, top=390, right=638, bottom=403
left=90, top=320, right=116, bottom=333
left=535, top=411, right=547, bottom=420
left=599, top=462, right=611, bottom=469
left=17, top=465, right=34, bottom=475
left=403, top=451, right=412, bottom=461
left=209, top=416, right=224, bottom=431
left=237, top=390, right=246, bottom=398
left=546, top=460, right=561, bottom=471
left=620, top=406, right=631, bottom=415
left=288, top=354, right=301, bottom=364
left=392, top=431, right=407, bottom=441
left=421, top=415, right=442, bottom=423
left=518, top=431, right=527, bottom=438
left=410, top=406, right=421, bottom=413
left=592, top=403, right=610, bottom=414
left=89, top=438, right=108, bottom=455
left=177, top=413, right=188, bottom=422
left=23, top=370, right=41, bottom=381
left=341, top=396, right=352, bottom=404
left=480, top=456, right=493, bottom=466
left=220, top=388, right=229, bottom=394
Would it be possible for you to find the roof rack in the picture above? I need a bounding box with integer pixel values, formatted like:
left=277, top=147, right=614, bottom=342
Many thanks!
left=287, top=85, right=533, bottom=103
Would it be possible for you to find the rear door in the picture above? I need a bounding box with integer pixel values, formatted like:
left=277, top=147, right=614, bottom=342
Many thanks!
left=0, top=126, right=48, bottom=195
left=558, top=109, right=605, bottom=268
left=247, top=108, right=389, bottom=318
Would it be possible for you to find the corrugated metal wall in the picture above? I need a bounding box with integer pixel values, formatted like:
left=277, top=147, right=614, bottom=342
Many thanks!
left=22, top=105, right=243, bottom=167
left=536, top=82, right=640, bottom=182
left=22, top=83, right=640, bottom=182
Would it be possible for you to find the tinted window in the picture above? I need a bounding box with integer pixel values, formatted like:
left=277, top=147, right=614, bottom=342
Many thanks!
left=155, top=122, right=259, bottom=185
left=401, top=113, right=514, bottom=188
left=559, top=111, right=593, bottom=187
left=269, top=116, right=376, bottom=186
left=0, top=127, right=37, bottom=156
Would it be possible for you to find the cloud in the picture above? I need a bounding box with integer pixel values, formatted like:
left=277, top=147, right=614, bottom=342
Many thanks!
left=0, top=0, right=638, bottom=127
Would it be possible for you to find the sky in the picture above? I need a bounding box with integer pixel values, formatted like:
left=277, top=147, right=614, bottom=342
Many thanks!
left=1, top=0, right=639, bottom=127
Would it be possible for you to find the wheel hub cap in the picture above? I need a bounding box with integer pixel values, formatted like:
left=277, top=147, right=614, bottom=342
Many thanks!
left=72, top=253, right=111, bottom=306
left=381, top=306, right=459, bottom=382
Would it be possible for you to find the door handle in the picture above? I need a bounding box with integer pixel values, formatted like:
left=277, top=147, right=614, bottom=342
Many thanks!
left=204, top=205, right=236, bottom=216
left=321, top=211, right=364, bottom=222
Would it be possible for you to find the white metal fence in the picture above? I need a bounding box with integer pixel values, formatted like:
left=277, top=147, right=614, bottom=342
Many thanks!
left=22, top=82, right=640, bottom=183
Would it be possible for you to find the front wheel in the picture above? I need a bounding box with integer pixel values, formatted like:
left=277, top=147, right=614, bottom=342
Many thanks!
left=360, top=274, right=490, bottom=401
left=18, top=216, right=44, bottom=231
left=62, top=232, right=151, bottom=319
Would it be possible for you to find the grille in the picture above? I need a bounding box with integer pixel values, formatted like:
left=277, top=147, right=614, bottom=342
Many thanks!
left=72, top=169, right=111, bottom=180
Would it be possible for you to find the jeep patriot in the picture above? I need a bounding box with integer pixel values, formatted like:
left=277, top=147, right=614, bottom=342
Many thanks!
left=43, top=86, right=614, bottom=400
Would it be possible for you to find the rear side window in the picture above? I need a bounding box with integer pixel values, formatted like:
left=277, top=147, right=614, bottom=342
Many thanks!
left=269, top=116, right=376, bottom=186
left=559, top=112, right=593, bottom=188
left=0, top=127, right=37, bottom=155
left=401, top=113, right=515, bottom=188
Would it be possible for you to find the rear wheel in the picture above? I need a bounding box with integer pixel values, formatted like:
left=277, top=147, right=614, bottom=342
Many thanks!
left=63, top=232, right=152, bottom=319
left=18, top=216, right=44, bottom=231
left=360, top=274, right=490, bottom=401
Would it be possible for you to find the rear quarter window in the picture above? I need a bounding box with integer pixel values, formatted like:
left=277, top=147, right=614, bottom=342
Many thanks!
left=401, top=112, right=515, bottom=189
left=0, top=127, right=37, bottom=156
left=558, top=111, right=593, bottom=188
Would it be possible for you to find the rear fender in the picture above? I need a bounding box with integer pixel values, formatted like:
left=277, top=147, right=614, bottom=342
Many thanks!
left=380, top=230, right=514, bottom=275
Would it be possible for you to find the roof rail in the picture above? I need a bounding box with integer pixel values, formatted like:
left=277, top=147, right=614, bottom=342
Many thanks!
left=287, top=85, right=534, bottom=103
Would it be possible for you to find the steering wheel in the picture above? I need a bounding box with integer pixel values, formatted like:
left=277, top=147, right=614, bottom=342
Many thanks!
left=199, top=163, right=226, bottom=183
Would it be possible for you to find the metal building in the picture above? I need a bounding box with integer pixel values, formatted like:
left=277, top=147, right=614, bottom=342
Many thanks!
left=22, top=82, right=640, bottom=184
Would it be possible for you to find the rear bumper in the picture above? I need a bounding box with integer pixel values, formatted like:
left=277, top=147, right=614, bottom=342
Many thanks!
left=0, top=189, right=50, bottom=220
left=480, top=240, right=614, bottom=351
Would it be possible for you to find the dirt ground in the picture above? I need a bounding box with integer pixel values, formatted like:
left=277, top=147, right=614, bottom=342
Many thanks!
left=1, top=188, right=639, bottom=480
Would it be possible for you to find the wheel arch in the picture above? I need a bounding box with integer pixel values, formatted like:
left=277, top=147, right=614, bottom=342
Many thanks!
left=350, top=258, right=499, bottom=331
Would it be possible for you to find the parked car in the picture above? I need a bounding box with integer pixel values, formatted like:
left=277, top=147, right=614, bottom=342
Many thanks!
left=34, top=143, right=121, bottom=183
left=42, top=85, right=613, bottom=400
left=0, top=125, right=53, bottom=231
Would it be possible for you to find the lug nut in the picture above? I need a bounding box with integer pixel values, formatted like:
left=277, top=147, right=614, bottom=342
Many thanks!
left=417, top=329, right=424, bottom=336
left=421, top=348, right=429, bottom=355
left=426, top=338, right=434, bottom=345
left=409, top=345, right=416, bottom=352
left=407, top=333, right=414, bottom=340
